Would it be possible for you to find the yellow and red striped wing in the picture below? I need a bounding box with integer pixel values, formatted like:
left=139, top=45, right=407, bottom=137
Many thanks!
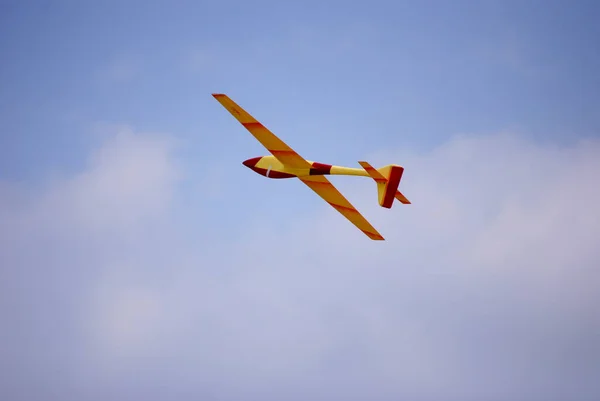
left=299, top=175, right=384, bottom=240
left=212, top=94, right=311, bottom=168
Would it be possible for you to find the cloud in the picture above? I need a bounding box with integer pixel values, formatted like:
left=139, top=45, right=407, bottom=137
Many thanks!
left=1, top=127, right=599, bottom=400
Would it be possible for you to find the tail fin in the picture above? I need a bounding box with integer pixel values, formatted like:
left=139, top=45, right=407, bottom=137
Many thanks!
left=358, top=161, right=411, bottom=208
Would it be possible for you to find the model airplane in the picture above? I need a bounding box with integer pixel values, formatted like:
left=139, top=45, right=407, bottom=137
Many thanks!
left=212, top=93, right=410, bottom=240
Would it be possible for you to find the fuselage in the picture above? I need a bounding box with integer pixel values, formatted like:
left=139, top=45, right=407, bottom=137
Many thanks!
left=242, top=155, right=370, bottom=179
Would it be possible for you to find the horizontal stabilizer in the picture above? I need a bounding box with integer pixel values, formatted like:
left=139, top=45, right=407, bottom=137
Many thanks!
left=394, top=190, right=411, bottom=204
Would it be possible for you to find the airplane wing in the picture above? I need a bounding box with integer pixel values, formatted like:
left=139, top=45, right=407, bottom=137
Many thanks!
left=212, top=94, right=311, bottom=168
left=299, top=175, right=385, bottom=240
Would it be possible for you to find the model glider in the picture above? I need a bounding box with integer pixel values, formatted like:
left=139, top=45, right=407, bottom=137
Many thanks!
left=212, top=93, right=410, bottom=240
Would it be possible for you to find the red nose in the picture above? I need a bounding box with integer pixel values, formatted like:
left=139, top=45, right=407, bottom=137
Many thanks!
left=242, top=157, right=261, bottom=168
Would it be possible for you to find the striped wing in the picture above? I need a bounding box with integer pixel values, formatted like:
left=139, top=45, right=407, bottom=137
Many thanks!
left=299, top=175, right=384, bottom=240
left=212, top=94, right=311, bottom=168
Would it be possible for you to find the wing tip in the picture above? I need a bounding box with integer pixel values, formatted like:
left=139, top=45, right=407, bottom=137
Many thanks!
left=212, top=93, right=226, bottom=98
left=363, top=230, right=385, bottom=240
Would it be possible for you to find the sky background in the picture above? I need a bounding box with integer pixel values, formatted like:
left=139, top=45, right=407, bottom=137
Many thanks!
left=1, top=1, right=600, bottom=400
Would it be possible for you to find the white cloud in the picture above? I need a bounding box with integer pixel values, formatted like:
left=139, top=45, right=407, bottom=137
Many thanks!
left=1, top=128, right=599, bottom=400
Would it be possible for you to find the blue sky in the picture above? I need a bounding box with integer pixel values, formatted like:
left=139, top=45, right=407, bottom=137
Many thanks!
left=2, top=0, right=599, bottom=179
left=1, top=1, right=600, bottom=400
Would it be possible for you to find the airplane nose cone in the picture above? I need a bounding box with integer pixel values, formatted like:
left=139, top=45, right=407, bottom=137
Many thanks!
left=242, top=157, right=261, bottom=168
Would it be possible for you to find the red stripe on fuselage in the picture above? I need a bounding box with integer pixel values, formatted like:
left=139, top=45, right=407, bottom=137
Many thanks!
left=248, top=166, right=296, bottom=179
left=309, top=162, right=333, bottom=175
